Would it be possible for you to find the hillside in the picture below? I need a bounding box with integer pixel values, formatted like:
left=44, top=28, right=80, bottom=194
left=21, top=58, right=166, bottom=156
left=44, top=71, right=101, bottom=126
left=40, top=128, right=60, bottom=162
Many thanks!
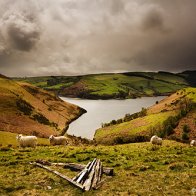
left=0, top=140, right=195, bottom=195
left=0, top=75, right=86, bottom=138
left=13, top=71, right=196, bottom=99
left=94, top=87, right=196, bottom=145
left=0, top=75, right=195, bottom=195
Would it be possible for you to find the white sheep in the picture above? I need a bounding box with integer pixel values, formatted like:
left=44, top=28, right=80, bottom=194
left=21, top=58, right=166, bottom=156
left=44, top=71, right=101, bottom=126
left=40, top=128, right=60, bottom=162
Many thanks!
left=49, top=135, right=68, bottom=146
left=150, top=135, right=163, bottom=145
left=16, top=134, right=37, bottom=148
left=190, top=140, right=196, bottom=146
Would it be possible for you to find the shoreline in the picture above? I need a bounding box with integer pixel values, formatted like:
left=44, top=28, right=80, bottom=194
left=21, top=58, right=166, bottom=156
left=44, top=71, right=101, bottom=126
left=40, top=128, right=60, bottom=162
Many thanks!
left=60, top=96, right=167, bottom=140
left=61, top=106, right=87, bottom=136
left=58, top=92, right=171, bottom=100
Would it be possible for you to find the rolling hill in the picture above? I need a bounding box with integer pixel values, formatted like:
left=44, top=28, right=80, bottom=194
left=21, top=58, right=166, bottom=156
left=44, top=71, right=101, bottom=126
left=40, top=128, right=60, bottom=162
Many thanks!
left=0, top=75, right=195, bottom=195
left=0, top=74, right=86, bottom=138
left=94, top=87, right=196, bottom=145
left=13, top=71, right=196, bottom=99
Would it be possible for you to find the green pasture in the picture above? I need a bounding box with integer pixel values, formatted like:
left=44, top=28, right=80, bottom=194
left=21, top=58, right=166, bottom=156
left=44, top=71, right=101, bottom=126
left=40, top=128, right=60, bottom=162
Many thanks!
left=0, top=140, right=195, bottom=195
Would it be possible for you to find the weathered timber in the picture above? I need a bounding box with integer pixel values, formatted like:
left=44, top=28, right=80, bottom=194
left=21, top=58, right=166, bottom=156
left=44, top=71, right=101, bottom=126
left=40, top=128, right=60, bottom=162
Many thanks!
left=92, top=159, right=101, bottom=189
left=83, top=159, right=98, bottom=191
left=63, top=162, right=113, bottom=175
left=76, top=159, right=96, bottom=184
left=35, top=159, right=113, bottom=176
left=102, top=167, right=113, bottom=176
left=72, top=161, right=91, bottom=182
left=98, top=161, right=103, bottom=183
left=31, top=159, right=111, bottom=191
left=64, top=163, right=84, bottom=171
left=64, top=163, right=113, bottom=176
left=76, top=159, right=95, bottom=183
left=36, top=159, right=51, bottom=166
left=30, top=162, right=84, bottom=190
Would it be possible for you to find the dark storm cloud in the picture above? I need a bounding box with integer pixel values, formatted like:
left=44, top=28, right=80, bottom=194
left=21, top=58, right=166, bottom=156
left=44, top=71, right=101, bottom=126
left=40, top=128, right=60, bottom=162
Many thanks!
left=5, top=13, right=40, bottom=51
left=142, top=9, right=165, bottom=31
left=134, top=0, right=196, bottom=70
left=0, top=0, right=195, bottom=76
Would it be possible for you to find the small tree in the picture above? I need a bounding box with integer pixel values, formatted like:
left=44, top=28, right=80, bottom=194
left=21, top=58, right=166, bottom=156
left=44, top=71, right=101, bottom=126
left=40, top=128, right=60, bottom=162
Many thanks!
left=183, top=124, right=190, bottom=133
left=182, top=132, right=189, bottom=140
left=111, top=120, right=117, bottom=125
left=116, top=119, right=123, bottom=124
left=140, top=107, right=147, bottom=116
left=165, top=125, right=174, bottom=135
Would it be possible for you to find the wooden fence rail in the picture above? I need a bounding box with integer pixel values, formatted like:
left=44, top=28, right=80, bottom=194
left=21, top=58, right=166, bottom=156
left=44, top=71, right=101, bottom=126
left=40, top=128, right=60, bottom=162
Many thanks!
left=30, top=158, right=112, bottom=191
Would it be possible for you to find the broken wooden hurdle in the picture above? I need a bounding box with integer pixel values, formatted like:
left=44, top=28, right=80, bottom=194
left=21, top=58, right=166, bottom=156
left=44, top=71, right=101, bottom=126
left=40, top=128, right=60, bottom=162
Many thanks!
left=30, top=158, right=113, bottom=191
left=35, top=159, right=114, bottom=176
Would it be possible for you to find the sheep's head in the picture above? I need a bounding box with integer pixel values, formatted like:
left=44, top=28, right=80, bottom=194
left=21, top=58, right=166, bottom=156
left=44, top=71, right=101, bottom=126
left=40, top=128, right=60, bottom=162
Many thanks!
left=16, top=134, right=22, bottom=141
left=49, top=135, right=54, bottom=141
left=190, top=140, right=196, bottom=146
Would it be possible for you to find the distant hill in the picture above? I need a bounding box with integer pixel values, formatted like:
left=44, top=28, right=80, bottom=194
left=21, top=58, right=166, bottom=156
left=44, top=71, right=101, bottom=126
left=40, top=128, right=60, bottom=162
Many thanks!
left=13, top=71, right=196, bottom=99
left=179, top=70, right=196, bottom=87
left=0, top=73, right=10, bottom=79
left=94, top=87, right=196, bottom=145
left=0, top=75, right=86, bottom=138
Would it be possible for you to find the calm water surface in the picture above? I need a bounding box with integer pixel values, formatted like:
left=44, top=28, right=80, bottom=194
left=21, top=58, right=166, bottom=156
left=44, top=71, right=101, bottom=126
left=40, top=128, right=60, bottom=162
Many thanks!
left=61, top=96, right=166, bottom=139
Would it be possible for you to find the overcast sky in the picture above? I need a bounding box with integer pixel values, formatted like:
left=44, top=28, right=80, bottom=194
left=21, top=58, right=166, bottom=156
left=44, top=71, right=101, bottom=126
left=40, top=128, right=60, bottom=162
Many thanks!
left=0, top=0, right=196, bottom=77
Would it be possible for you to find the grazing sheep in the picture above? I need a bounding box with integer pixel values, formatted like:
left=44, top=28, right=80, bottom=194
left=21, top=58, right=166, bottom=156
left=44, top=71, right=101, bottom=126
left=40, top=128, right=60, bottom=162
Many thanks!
left=150, top=135, right=162, bottom=145
left=49, top=135, right=68, bottom=146
left=190, top=140, right=196, bottom=146
left=16, top=134, right=37, bottom=148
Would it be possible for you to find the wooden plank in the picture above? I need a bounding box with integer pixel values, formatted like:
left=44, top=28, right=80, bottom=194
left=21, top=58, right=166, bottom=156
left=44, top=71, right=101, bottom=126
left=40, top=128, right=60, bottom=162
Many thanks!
left=36, top=159, right=51, bottom=166
left=102, top=167, right=113, bottom=176
left=63, top=163, right=84, bottom=171
left=83, top=159, right=98, bottom=191
left=63, top=162, right=113, bottom=176
left=98, top=161, right=103, bottom=183
left=76, top=158, right=96, bottom=184
left=72, top=161, right=91, bottom=181
left=30, top=162, right=84, bottom=190
left=91, top=159, right=100, bottom=189
left=35, top=160, right=114, bottom=176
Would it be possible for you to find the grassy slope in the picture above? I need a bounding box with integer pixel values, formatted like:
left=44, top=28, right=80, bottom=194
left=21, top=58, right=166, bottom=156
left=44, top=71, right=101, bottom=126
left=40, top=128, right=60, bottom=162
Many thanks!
left=0, top=140, right=195, bottom=195
left=13, top=76, right=51, bottom=88
left=0, top=131, right=49, bottom=147
left=0, top=77, right=84, bottom=138
left=14, top=76, right=79, bottom=90
left=0, top=130, right=91, bottom=148
left=95, top=88, right=196, bottom=144
left=14, top=71, right=191, bottom=99
left=83, top=72, right=188, bottom=96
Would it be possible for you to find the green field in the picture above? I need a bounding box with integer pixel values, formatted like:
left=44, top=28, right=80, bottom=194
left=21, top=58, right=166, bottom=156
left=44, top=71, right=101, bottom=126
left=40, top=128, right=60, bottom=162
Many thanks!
left=0, top=131, right=50, bottom=147
left=0, top=140, right=195, bottom=195
left=13, top=71, right=196, bottom=99
left=14, top=76, right=51, bottom=87
left=95, top=111, right=176, bottom=144
left=14, top=76, right=80, bottom=89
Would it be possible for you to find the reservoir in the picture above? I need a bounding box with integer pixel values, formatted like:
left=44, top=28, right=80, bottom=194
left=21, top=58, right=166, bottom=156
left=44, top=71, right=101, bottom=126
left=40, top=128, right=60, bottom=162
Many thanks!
left=61, top=96, right=166, bottom=139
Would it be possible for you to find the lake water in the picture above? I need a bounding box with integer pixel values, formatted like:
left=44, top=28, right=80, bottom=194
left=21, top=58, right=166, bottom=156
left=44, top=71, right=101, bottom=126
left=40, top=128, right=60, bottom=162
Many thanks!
left=60, top=96, right=166, bottom=139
